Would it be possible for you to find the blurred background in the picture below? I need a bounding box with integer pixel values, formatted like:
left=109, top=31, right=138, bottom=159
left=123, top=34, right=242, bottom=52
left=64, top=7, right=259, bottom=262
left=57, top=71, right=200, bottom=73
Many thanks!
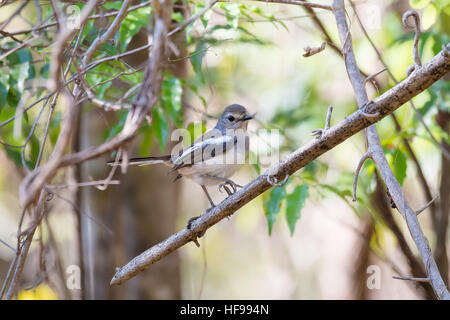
left=0, top=0, right=449, bottom=299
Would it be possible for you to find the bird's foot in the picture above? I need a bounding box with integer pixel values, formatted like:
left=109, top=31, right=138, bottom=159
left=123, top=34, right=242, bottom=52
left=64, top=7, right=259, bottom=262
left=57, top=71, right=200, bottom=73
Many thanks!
left=219, top=179, right=243, bottom=196
left=311, top=128, right=327, bottom=139
left=186, top=215, right=201, bottom=230
left=186, top=203, right=216, bottom=232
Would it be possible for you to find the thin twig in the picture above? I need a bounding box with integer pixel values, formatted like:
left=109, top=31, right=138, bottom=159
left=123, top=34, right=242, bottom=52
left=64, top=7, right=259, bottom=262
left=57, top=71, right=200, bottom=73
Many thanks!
left=416, top=195, right=439, bottom=216
left=302, top=42, right=326, bottom=57
left=352, top=152, right=372, bottom=201
left=402, top=10, right=422, bottom=68
left=393, top=276, right=430, bottom=282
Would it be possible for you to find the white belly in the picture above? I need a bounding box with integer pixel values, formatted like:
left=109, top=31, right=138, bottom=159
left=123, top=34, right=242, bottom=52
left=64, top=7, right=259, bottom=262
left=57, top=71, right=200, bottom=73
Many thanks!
left=178, top=146, right=247, bottom=185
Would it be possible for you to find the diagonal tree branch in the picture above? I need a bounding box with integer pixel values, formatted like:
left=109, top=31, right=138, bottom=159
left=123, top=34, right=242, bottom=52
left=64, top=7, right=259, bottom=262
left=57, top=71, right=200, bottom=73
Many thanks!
left=110, top=45, right=450, bottom=286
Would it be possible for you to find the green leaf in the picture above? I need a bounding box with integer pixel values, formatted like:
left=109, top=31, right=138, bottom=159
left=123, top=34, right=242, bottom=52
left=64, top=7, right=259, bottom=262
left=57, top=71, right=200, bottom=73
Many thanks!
left=172, top=12, right=184, bottom=23
left=7, top=87, right=20, bottom=107
left=264, top=184, right=287, bottom=235
left=104, top=110, right=127, bottom=142
left=409, top=0, right=431, bottom=9
left=118, top=6, right=150, bottom=52
left=104, top=1, right=122, bottom=10
left=190, top=41, right=207, bottom=83
left=162, top=73, right=183, bottom=127
left=49, top=111, right=62, bottom=145
left=423, top=4, right=438, bottom=29
left=196, top=1, right=212, bottom=28
left=139, top=124, right=154, bottom=156
left=152, top=107, right=169, bottom=152
left=186, top=122, right=207, bottom=146
left=392, top=150, right=407, bottom=186
left=220, top=2, right=241, bottom=29
left=119, top=22, right=142, bottom=52
left=40, top=63, right=50, bottom=78
left=183, top=80, right=206, bottom=108
left=6, top=48, right=32, bottom=65
left=0, top=82, right=7, bottom=112
left=285, top=184, right=309, bottom=236
left=5, top=148, right=22, bottom=167
left=97, top=82, right=112, bottom=99
left=419, top=88, right=437, bottom=115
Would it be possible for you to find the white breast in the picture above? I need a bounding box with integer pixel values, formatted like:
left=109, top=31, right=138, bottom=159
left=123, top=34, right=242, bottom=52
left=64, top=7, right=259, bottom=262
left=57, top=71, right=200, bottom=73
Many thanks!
left=178, top=135, right=248, bottom=186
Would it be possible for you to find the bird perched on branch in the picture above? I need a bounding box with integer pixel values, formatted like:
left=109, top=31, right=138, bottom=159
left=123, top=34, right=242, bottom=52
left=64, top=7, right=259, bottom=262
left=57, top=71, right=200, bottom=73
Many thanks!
left=107, top=104, right=253, bottom=223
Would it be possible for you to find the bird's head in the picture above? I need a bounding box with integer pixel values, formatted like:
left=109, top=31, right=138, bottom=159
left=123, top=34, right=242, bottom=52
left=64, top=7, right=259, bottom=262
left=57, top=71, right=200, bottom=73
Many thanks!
left=216, top=104, right=254, bottom=132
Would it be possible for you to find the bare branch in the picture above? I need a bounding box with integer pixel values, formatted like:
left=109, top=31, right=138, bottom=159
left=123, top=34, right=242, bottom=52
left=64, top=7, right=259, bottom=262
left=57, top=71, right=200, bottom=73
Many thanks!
left=402, top=10, right=422, bottom=69
left=302, top=42, right=326, bottom=57
left=393, top=276, right=430, bottom=282
left=49, top=0, right=100, bottom=92
left=171, top=0, right=219, bottom=36
left=416, top=195, right=440, bottom=216
left=83, top=0, right=133, bottom=64
left=352, top=152, right=372, bottom=202
left=364, top=68, right=387, bottom=85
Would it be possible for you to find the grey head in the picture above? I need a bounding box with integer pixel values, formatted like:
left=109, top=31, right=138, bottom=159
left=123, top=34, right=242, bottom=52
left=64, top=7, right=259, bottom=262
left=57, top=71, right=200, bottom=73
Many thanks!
left=215, top=104, right=253, bottom=133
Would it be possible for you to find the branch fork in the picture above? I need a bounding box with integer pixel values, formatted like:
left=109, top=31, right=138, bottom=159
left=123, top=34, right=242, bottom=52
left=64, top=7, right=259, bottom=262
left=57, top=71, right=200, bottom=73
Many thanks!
left=311, top=105, right=333, bottom=138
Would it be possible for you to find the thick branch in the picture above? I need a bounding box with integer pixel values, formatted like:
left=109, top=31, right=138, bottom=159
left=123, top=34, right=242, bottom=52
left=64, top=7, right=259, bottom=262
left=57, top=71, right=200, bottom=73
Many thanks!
left=110, top=47, right=450, bottom=286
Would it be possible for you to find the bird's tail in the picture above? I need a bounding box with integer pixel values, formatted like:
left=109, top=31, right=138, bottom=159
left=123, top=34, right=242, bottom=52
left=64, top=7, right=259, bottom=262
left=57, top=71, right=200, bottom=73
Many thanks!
left=107, top=155, right=171, bottom=167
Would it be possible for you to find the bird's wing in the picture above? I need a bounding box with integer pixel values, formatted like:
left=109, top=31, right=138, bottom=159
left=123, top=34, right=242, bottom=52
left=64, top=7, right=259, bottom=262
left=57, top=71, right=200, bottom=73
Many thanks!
left=170, top=131, right=237, bottom=171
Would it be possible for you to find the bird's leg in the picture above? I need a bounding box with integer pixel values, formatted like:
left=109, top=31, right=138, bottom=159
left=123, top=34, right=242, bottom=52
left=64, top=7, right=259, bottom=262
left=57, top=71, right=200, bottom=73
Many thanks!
left=201, top=185, right=216, bottom=208
left=186, top=185, right=215, bottom=231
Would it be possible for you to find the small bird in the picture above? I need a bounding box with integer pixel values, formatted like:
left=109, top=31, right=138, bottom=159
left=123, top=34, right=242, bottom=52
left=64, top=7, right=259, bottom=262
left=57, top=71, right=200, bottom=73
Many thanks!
left=107, top=104, right=253, bottom=220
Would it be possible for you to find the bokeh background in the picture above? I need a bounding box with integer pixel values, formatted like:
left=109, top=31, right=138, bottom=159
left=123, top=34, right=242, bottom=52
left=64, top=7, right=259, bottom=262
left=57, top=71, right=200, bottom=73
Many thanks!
left=0, top=0, right=449, bottom=299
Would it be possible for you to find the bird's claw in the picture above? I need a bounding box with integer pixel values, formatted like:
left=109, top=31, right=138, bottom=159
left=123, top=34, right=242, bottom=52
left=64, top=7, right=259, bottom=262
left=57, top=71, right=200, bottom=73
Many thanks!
left=186, top=215, right=207, bottom=241
left=186, top=215, right=200, bottom=230
left=311, top=128, right=326, bottom=139
left=219, top=179, right=243, bottom=196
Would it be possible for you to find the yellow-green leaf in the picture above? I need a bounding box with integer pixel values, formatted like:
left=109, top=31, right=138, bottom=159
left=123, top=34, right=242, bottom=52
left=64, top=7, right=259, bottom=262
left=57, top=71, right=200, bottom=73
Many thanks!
left=285, top=184, right=308, bottom=236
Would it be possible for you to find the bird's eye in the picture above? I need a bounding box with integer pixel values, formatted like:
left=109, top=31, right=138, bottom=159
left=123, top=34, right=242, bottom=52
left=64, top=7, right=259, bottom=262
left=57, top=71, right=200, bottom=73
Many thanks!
left=227, top=115, right=235, bottom=122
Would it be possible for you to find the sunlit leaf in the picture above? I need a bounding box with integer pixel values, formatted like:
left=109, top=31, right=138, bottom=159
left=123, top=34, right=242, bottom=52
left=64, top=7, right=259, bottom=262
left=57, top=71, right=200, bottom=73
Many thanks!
left=285, top=184, right=308, bottom=236
left=17, top=284, right=58, bottom=300
left=104, top=110, right=128, bottom=142
left=409, top=0, right=431, bottom=9
left=190, top=41, right=207, bottom=83
left=393, top=150, right=407, bottom=186
left=152, top=107, right=169, bottom=152
left=162, top=73, right=183, bottom=127
left=186, top=121, right=207, bottom=146
left=423, top=4, right=438, bottom=29
left=0, top=82, right=7, bottom=112
left=264, top=184, right=287, bottom=235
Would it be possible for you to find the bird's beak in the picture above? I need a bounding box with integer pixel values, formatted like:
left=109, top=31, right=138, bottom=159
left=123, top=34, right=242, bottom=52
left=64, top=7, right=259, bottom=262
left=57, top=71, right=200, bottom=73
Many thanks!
left=242, top=114, right=254, bottom=121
